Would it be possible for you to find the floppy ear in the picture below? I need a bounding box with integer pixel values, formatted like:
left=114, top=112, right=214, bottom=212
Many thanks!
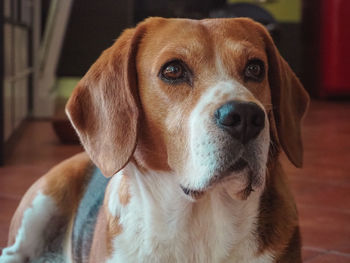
left=263, top=28, right=310, bottom=168
left=66, top=26, right=145, bottom=177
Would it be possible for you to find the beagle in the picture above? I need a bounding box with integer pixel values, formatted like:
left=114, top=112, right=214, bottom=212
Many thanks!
left=0, top=17, right=309, bottom=263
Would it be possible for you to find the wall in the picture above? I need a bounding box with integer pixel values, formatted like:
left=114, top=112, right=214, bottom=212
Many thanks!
left=228, top=0, right=301, bottom=22
left=57, top=0, right=134, bottom=77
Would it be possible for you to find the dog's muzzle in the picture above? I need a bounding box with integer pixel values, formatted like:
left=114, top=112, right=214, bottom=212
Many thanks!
left=181, top=100, right=267, bottom=200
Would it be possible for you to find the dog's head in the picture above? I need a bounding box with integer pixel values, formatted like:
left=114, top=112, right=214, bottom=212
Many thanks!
left=66, top=18, right=309, bottom=199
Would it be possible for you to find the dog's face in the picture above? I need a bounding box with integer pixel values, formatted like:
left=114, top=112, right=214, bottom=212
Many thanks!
left=135, top=19, right=272, bottom=197
left=66, top=18, right=309, bottom=199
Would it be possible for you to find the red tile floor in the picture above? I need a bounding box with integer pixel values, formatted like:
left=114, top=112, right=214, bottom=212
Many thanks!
left=0, top=100, right=350, bottom=262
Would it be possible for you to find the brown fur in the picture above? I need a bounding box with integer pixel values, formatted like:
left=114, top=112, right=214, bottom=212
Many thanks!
left=66, top=27, right=145, bottom=177
left=118, top=174, right=131, bottom=206
left=43, top=152, right=93, bottom=216
left=257, top=159, right=301, bottom=261
left=88, top=209, right=110, bottom=262
left=89, top=208, right=123, bottom=262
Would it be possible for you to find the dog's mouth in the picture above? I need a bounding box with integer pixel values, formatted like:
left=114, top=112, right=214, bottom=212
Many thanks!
left=180, top=185, right=205, bottom=199
left=181, top=158, right=254, bottom=200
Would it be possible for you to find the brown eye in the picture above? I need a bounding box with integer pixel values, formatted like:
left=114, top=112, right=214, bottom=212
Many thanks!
left=163, top=63, right=183, bottom=79
left=244, top=59, right=265, bottom=81
left=159, top=60, right=191, bottom=85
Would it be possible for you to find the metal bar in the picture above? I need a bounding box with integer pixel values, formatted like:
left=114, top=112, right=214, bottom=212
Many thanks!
left=38, top=0, right=58, bottom=71
left=33, top=0, right=74, bottom=117
left=4, top=68, right=33, bottom=83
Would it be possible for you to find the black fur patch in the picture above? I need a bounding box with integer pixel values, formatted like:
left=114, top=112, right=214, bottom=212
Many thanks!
left=72, top=167, right=110, bottom=262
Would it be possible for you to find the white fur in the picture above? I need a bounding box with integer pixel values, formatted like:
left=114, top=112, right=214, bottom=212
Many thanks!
left=0, top=192, right=58, bottom=263
left=106, top=163, right=275, bottom=263
left=183, top=79, right=269, bottom=191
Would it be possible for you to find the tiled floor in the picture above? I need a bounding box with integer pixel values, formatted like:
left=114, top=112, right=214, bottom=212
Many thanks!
left=0, top=100, right=350, bottom=262
left=281, top=100, right=350, bottom=262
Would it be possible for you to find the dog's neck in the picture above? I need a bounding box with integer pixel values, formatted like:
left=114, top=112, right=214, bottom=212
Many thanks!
left=105, top=162, right=273, bottom=262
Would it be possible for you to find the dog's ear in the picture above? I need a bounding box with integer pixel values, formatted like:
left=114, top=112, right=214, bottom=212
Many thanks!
left=261, top=27, right=310, bottom=168
left=66, top=26, right=145, bottom=177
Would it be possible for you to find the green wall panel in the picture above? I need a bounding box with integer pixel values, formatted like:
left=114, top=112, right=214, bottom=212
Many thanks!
left=227, top=0, right=301, bottom=22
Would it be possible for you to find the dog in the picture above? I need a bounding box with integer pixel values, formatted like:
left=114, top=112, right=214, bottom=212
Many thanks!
left=0, top=17, right=309, bottom=263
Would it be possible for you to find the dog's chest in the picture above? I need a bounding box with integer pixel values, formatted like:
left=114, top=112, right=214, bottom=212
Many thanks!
left=105, top=172, right=272, bottom=263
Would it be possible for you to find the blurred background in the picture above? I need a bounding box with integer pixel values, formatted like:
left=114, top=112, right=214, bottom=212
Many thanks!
left=0, top=0, right=349, bottom=262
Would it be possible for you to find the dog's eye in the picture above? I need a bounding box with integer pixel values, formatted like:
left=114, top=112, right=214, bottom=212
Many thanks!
left=244, top=59, right=265, bottom=81
left=163, top=62, right=183, bottom=79
left=159, top=60, right=191, bottom=85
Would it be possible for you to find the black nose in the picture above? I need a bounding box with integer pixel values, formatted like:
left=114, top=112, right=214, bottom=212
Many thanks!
left=214, top=101, right=265, bottom=144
